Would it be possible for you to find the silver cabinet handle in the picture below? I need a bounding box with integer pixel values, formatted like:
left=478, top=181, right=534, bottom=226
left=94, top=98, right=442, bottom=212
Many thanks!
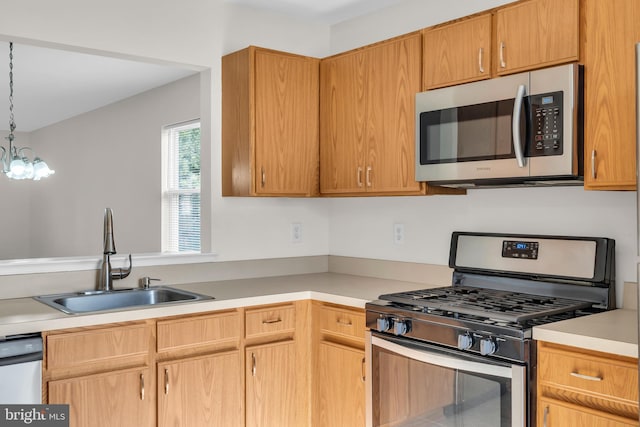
left=512, top=84, right=527, bottom=168
left=591, top=150, right=597, bottom=179
left=570, top=371, right=603, bottom=381
left=478, top=47, right=485, bottom=73
left=140, top=373, right=145, bottom=401
left=164, top=368, right=169, bottom=395
left=261, top=167, right=266, bottom=187
left=499, top=41, right=506, bottom=68
left=366, top=166, right=372, bottom=187
left=262, top=318, right=282, bottom=324
left=252, top=353, right=257, bottom=377
left=361, top=357, right=366, bottom=383
left=543, top=405, right=549, bottom=427
left=357, top=167, right=363, bottom=187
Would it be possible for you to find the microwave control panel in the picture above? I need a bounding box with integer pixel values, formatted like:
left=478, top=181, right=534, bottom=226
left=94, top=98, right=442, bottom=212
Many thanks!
left=528, top=91, right=563, bottom=157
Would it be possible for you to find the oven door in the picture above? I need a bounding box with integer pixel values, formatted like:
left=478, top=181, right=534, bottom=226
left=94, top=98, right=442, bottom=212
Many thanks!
left=367, top=332, right=526, bottom=427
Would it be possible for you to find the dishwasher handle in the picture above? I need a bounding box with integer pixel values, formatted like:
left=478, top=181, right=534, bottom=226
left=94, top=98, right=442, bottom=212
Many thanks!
left=0, top=351, right=43, bottom=366
left=0, top=335, right=43, bottom=366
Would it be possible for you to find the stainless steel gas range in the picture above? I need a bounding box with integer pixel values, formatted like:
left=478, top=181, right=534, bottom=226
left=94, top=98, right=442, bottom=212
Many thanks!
left=365, top=232, right=615, bottom=427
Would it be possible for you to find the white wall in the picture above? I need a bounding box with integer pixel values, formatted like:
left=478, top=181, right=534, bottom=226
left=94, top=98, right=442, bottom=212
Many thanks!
left=22, top=74, right=201, bottom=258
left=0, top=132, right=32, bottom=259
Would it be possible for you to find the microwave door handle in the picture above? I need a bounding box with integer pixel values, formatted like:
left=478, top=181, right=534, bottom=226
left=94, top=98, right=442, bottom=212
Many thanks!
left=512, top=84, right=527, bottom=168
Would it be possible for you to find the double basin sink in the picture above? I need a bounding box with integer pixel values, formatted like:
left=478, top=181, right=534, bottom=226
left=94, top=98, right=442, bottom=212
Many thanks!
left=35, top=286, right=213, bottom=315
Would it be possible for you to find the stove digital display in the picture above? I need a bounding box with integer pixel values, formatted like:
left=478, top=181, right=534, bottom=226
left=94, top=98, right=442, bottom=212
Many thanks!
left=502, top=240, right=539, bottom=259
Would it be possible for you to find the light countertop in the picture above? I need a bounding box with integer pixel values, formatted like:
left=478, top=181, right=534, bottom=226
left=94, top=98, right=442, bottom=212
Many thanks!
left=532, top=308, right=638, bottom=358
left=0, top=272, right=436, bottom=337
left=2, top=272, right=637, bottom=359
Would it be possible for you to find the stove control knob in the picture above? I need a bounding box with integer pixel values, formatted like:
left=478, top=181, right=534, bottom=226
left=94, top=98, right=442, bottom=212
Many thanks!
left=479, top=337, right=497, bottom=356
left=376, top=317, right=391, bottom=332
left=393, top=320, right=410, bottom=336
left=457, top=333, right=473, bottom=350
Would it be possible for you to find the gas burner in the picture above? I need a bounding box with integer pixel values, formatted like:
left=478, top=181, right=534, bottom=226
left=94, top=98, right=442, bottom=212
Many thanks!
left=379, top=285, right=594, bottom=324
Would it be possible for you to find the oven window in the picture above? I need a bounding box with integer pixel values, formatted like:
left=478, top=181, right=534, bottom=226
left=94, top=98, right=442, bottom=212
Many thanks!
left=372, top=345, right=513, bottom=427
left=419, top=99, right=517, bottom=165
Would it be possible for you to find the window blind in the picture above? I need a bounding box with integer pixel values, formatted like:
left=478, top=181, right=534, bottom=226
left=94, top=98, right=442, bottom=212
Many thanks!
left=162, top=120, right=201, bottom=253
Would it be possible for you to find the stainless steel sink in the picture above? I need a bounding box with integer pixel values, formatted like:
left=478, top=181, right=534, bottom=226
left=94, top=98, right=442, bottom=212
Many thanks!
left=34, top=286, right=213, bottom=314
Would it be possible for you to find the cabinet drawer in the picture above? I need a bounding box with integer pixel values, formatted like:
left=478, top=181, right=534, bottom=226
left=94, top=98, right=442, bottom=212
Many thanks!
left=47, top=323, right=151, bottom=370
left=538, top=344, right=638, bottom=403
left=157, top=311, right=241, bottom=352
left=245, top=304, right=296, bottom=338
left=318, top=305, right=365, bottom=340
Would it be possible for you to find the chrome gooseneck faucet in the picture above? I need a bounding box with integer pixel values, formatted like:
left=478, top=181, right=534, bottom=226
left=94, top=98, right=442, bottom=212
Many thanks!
left=99, top=208, right=132, bottom=291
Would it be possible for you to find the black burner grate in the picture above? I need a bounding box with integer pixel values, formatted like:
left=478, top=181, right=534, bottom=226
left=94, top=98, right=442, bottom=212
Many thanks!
left=379, top=286, right=593, bottom=323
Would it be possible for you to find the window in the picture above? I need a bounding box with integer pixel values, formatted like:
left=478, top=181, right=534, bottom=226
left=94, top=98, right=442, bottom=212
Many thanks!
left=162, top=120, right=201, bottom=253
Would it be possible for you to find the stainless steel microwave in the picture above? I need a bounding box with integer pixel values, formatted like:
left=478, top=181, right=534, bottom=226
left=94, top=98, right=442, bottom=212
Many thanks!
left=415, top=63, right=583, bottom=188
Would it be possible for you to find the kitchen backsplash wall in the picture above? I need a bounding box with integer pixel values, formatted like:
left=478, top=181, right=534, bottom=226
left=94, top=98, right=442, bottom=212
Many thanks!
left=329, top=188, right=636, bottom=309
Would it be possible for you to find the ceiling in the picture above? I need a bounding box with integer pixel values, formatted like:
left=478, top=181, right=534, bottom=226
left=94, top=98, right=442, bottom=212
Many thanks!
left=0, top=42, right=198, bottom=132
left=224, top=0, right=405, bottom=24
left=0, top=1, right=401, bottom=132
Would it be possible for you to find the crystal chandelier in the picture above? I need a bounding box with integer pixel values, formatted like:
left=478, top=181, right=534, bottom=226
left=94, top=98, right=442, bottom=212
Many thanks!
left=0, top=42, right=54, bottom=180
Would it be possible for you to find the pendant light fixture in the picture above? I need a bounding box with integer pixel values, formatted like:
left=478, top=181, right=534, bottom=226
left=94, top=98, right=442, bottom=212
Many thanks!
left=0, top=42, right=54, bottom=180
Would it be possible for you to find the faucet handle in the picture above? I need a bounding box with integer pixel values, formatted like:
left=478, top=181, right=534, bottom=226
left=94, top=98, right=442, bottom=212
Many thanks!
left=140, top=276, right=160, bottom=289
left=111, top=254, right=132, bottom=280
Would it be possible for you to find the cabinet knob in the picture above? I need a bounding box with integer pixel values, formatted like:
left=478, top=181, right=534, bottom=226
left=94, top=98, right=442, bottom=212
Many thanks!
left=478, top=47, right=485, bottom=74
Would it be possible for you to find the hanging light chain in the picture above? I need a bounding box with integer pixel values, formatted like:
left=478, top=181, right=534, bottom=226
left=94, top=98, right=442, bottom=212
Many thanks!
left=8, top=42, right=15, bottom=141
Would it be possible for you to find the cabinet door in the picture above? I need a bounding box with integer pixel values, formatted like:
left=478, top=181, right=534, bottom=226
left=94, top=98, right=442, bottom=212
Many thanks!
left=495, top=0, right=579, bottom=75
left=423, top=14, right=492, bottom=89
left=365, top=33, right=423, bottom=194
left=320, top=50, right=368, bottom=194
left=316, top=342, right=365, bottom=427
left=582, top=0, right=639, bottom=190
left=48, top=368, right=153, bottom=427
left=255, top=49, right=319, bottom=196
left=158, top=351, right=243, bottom=427
left=539, top=398, right=638, bottom=427
left=246, top=341, right=297, bottom=427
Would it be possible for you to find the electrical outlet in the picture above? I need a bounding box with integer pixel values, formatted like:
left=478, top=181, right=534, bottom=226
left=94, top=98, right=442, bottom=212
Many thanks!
left=394, top=223, right=404, bottom=244
left=291, top=223, right=302, bottom=243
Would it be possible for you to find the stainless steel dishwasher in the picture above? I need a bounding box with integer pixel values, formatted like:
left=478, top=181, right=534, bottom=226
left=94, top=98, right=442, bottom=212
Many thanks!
left=0, top=333, right=43, bottom=404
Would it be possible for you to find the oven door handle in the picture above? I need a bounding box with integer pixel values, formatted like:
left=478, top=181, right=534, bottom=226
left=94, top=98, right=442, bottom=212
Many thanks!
left=512, top=84, right=527, bottom=168
left=372, top=335, right=515, bottom=379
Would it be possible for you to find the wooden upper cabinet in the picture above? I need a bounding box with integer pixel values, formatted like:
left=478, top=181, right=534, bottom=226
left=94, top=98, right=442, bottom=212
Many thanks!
left=222, top=46, right=320, bottom=196
left=582, top=0, right=639, bottom=190
left=495, top=0, right=579, bottom=75
left=320, top=33, right=424, bottom=195
left=423, top=14, right=492, bottom=90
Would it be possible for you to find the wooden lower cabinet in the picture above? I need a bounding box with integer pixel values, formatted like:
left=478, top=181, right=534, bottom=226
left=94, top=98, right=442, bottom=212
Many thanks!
left=245, top=341, right=297, bottom=427
left=539, top=397, right=638, bottom=427
left=316, top=341, right=365, bottom=427
left=537, top=341, right=639, bottom=426
left=48, top=367, right=154, bottom=427
left=312, top=302, right=366, bottom=427
left=43, top=300, right=368, bottom=427
left=158, top=351, right=243, bottom=427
